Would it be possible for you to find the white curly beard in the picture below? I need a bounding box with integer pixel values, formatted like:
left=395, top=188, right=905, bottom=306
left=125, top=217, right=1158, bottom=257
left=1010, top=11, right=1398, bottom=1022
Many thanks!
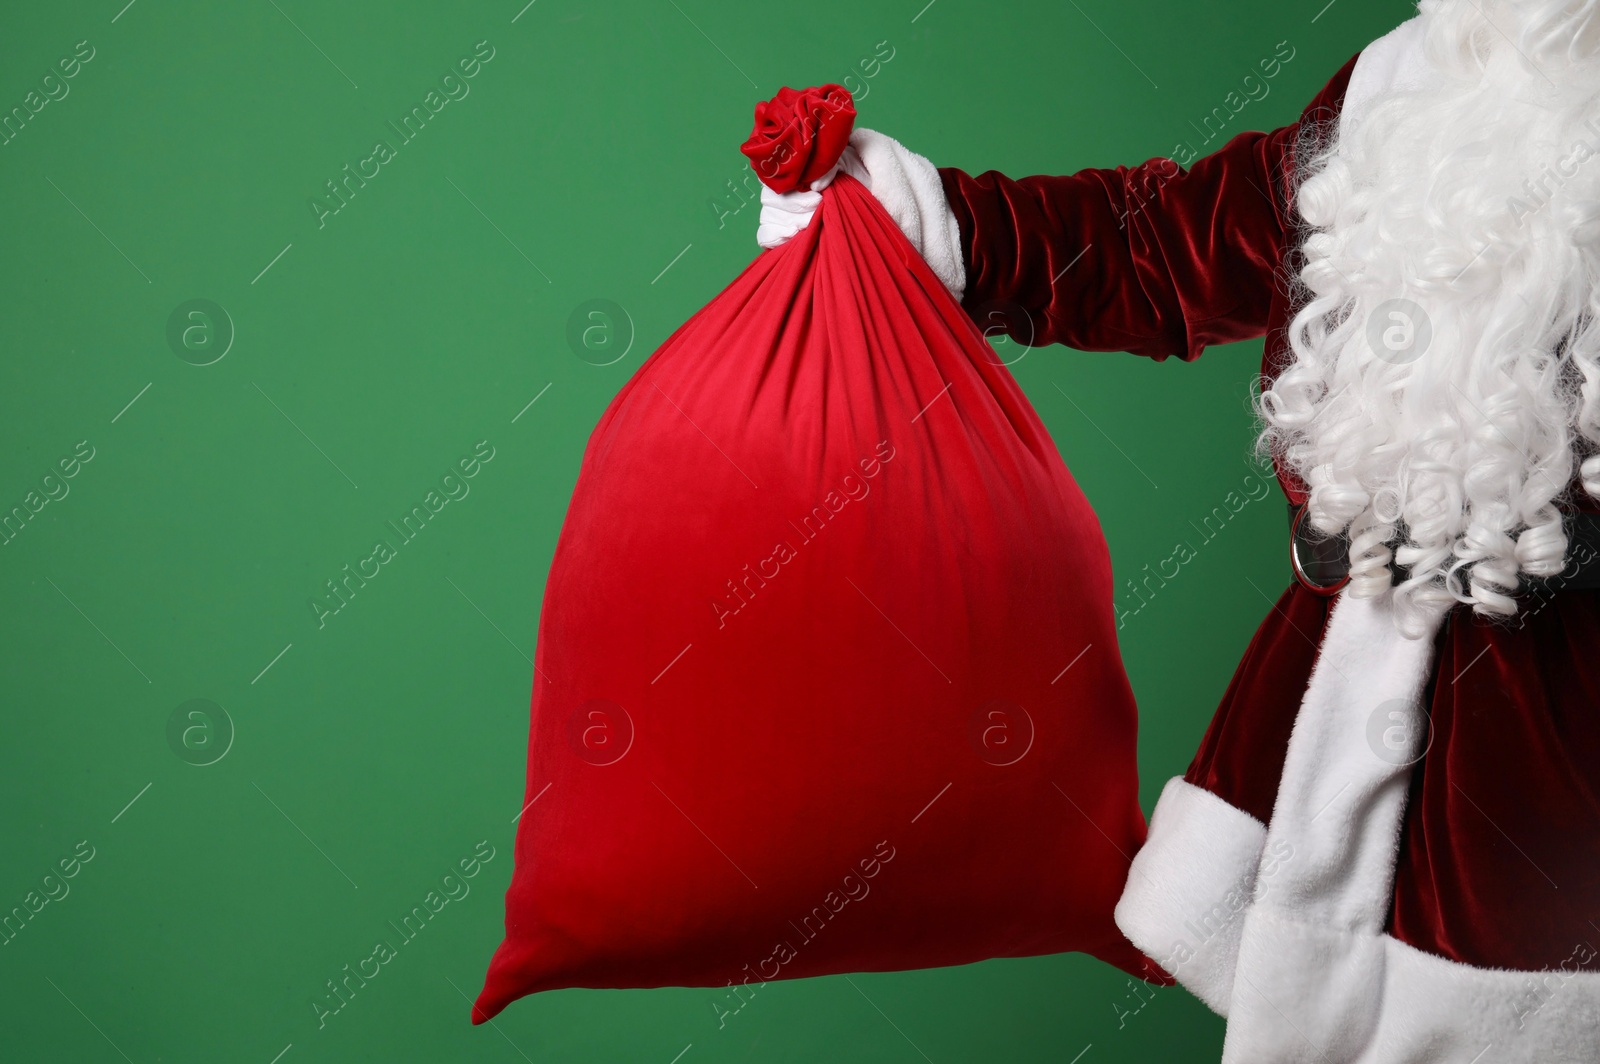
left=1259, top=0, right=1600, bottom=635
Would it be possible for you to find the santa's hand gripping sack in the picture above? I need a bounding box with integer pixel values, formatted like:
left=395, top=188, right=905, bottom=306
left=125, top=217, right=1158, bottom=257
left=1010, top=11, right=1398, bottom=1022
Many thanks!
left=768, top=2, right=1600, bottom=1061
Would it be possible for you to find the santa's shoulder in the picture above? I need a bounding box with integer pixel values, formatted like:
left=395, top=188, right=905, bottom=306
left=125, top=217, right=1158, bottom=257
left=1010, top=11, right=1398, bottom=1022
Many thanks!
left=1343, top=16, right=1428, bottom=132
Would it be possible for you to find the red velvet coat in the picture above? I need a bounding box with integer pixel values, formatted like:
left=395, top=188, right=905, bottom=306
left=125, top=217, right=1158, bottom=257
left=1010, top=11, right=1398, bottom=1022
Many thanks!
left=938, top=53, right=1600, bottom=973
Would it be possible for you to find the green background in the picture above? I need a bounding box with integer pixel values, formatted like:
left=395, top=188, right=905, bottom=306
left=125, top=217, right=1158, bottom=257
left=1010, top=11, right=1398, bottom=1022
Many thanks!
left=0, top=0, right=1409, bottom=1060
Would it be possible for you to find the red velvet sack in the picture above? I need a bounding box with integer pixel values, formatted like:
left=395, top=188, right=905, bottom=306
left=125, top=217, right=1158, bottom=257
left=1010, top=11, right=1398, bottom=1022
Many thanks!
left=474, top=90, right=1148, bottom=1023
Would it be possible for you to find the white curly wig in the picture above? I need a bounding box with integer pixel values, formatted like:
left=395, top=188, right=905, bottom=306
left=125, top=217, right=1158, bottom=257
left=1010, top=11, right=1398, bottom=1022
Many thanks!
left=1260, top=0, right=1600, bottom=635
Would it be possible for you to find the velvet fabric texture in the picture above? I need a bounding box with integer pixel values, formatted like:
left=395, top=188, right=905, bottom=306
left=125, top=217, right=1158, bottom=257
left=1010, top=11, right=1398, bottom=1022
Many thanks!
left=1189, top=584, right=1600, bottom=974
left=940, top=54, right=1360, bottom=506
left=740, top=84, right=856, bottom=194
left=939, top=52, right=1600, bottom=974
left=474, top=172, right=1150, bottom=1022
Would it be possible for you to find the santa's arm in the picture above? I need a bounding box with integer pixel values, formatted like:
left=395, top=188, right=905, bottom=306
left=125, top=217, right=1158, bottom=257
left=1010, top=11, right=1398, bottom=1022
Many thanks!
left=938, top=54, right=1358, bottom=360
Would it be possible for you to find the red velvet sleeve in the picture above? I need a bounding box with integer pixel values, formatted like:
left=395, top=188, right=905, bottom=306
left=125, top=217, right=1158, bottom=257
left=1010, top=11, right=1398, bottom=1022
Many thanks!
left=938, top=53, right=1359, bottom=361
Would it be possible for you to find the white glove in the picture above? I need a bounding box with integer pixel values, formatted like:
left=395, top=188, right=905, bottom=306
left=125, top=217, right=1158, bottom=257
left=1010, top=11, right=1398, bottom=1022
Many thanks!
left=755, top=128, right=966, bottom=303
left=754, top=185, right=825, bottom=250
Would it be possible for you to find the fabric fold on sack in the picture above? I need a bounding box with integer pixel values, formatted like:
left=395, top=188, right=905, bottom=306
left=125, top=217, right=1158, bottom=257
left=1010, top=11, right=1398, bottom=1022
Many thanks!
left=476, top=156, right=1151, bottom=1020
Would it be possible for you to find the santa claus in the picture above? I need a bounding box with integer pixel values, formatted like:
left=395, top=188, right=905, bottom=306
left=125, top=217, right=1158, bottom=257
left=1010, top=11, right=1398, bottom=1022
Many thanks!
left=762, top=1, right=1600, bottom=1060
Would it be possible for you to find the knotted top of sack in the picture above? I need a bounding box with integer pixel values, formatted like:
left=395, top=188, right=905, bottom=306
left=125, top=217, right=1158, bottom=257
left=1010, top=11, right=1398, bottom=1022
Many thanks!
left=740, top=84, right=856, bottom=194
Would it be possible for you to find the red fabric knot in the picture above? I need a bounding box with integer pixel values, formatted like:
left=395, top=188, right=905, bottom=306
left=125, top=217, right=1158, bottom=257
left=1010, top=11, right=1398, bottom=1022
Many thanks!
left=740, top=84, right=856, bottom=194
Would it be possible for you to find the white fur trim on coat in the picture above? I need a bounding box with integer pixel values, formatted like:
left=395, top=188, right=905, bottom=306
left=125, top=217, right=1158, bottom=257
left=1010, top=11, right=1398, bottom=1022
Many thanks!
left=1115, top=777, right=1268, bottom=1016
left=1219, top=591, right=1440, bottom=1063
left=1230, top=908, right=1600, bottom=1063
left=1336, top=15, right=1427, bottom=139
left=1118, top=586, right=1600, bottom=1061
